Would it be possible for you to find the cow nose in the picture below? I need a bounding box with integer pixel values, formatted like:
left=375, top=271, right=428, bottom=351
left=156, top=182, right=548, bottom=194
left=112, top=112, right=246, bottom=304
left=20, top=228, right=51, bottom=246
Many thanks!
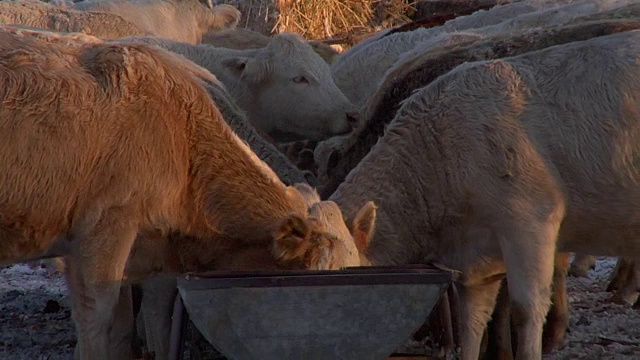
left=346, top=111, right=359, bottom=130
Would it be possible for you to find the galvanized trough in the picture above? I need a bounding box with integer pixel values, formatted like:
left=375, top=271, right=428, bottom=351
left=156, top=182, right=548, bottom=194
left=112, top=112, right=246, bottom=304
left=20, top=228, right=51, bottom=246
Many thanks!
left=169, top=265, right=455, bottom=360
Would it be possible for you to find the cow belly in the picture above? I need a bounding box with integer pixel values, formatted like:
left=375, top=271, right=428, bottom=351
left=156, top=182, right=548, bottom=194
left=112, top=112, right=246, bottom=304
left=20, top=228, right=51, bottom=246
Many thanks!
left=557, top=220, right=640, bottom=257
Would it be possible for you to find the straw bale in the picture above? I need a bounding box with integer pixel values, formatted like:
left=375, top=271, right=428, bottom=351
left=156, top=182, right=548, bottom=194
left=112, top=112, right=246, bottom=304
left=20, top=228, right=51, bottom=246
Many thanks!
left=217, top=0, right=416, bottom=40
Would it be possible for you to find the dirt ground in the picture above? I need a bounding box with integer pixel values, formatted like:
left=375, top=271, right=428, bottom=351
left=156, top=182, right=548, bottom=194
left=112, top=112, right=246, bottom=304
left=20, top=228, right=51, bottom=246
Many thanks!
left=1, top=257, right=638, bottom=360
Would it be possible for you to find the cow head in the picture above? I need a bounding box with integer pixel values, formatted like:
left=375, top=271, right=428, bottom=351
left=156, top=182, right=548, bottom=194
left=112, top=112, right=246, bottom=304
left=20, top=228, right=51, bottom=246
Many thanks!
left=272, top=184, right=376, bottom=269
left=221, top=33, right=359, bottom=142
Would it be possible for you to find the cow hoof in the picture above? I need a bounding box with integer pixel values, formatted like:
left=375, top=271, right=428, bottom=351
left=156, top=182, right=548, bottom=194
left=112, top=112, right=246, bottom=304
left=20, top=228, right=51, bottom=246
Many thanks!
left=567, top=267, right=590, bottom=278
left=607, top=293, right=637, bottom=306
left=542, top=305, right=569, bottom=354
left=542, top=321, right=568, bottom=354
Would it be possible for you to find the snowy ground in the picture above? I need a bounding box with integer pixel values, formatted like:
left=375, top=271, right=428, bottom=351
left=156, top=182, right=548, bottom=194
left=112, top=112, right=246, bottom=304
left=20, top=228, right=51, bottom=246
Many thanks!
left=1, top=258, right=638, bottom=360
left=544, top=258, right=640, bottom=360
left=0, top=264, right=74, bottom=360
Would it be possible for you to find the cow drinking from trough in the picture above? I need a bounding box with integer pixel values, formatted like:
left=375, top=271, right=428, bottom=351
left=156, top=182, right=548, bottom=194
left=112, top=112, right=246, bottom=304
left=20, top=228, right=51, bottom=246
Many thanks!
left=326, top=30, right=640, bottom=360
left=0, top=27, right=373, bottom=360
left=314, top=18, right=640, bottom=357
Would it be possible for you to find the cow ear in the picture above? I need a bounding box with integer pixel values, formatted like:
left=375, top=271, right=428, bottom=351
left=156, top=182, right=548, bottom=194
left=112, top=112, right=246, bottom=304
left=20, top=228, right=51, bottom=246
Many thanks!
left=221, top=57, right=248, bottom=74
left=199, top=0, right=214, bottom=9
left=292, top=183, right=321, bottom=207
left=272, top=214, right=312, bottom=265
left=272, top=215, right=333, bottom=269
left=221, top=57, right=269, bottom=84
left=350, top=201, right=377, bottom=253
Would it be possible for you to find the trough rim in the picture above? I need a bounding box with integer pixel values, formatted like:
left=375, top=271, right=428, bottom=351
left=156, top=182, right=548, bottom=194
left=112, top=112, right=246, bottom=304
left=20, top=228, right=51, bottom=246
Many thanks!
left=176, top=264, right=456, bottom=290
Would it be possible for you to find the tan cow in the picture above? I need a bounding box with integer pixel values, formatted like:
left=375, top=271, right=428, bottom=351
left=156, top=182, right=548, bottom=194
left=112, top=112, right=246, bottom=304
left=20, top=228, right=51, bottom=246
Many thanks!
left=327, top=30, right=640, bottom=360
left=0, top=0, right=148, bottom=38
left=20, top=25, right=317, bottom=287
left=570, top=254, right=639, bottom=306
left=0, top=26, right=372, bottom=360
left=292, top=183, right=376, bottom=268
left=83, top=76, right=318, bottom=359
left=136, top=182, right=375, bottom=360
left=568, top=253, right=597, bottom=277
left=73, top=0, right=240, bottom=44
left=606, top=257, right=640, bottom=307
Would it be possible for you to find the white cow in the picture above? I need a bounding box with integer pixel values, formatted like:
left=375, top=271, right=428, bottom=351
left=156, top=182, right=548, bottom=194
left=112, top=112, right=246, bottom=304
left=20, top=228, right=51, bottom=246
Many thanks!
left=119, top=33, right=359, bottom=142
left=328, top=30, right=640, bottom=359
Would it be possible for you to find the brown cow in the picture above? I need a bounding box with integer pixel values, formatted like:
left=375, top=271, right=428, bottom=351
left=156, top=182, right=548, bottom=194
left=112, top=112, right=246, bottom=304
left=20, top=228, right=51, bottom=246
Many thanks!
left=568, top=253, right=597, bottom=277
left=327, top=30, right=640, bottom=359
left=134, top=181, right=375, bottom=360
left=0, top=26, right=372, bottom=360
left=126, top=79, right=331, bottom=359
left=570, top=255, right=640, bottom=306
left=292, top=183, right=377, bottom=267
left=606, top=257, right=640, bottom=307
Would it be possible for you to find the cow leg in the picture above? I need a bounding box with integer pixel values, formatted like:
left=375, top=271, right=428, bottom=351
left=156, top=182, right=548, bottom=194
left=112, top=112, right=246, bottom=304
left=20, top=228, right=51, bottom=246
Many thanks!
left=108, top=284, right=135, bottom=359
left=140, top=275, right=178, bottom=360
left=485, top=251, right=570, bottom=360
left=500, top=221, right=558, bottom=360
left=131, top=284, right=146, bottom=358
left=64, top=209, right=138, bottom=360
left=608, top=257, right=640, bottom=305
left=458, top=280, right=502, bottom=360
left=542, top=252, right=570, bottom=354
left=483, top=280, right=514, bottom=360
left=568, top=253, right=596, bottom=278
left=606, top=257, right=632, bottom=292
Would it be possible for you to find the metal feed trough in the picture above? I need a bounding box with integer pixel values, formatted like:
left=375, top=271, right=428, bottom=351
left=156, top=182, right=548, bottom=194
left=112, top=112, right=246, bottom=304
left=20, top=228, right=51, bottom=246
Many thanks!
left=168, top=265, right=456, bottom=360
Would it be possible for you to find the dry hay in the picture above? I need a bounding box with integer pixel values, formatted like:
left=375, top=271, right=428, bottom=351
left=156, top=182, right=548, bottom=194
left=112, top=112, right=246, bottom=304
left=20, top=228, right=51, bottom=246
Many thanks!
left=218, top=0, right=416, bottom=42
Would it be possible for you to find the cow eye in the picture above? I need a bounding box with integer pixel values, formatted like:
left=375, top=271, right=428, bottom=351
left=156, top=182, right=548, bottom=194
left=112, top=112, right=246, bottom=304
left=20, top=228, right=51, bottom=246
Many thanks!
left=293, top=76, right=309, bottom=84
